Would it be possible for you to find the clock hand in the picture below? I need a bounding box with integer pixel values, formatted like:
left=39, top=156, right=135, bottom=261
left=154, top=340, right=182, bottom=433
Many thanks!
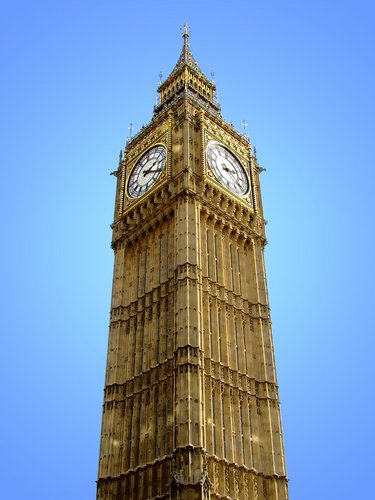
left=222, top=165, right=236, bottom=175
left=143, top=167, right=162, bottom=175
left=143, top=161, right=160, bottom=176
left=222, top=165, right=239, bottom=185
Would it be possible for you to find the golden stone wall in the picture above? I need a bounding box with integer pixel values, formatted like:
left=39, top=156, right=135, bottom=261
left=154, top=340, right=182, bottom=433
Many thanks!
left=97, top=88, right=288, bottom=499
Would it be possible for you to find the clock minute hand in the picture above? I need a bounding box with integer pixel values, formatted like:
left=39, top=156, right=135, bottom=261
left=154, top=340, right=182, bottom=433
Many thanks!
left=143, top=161, right=160, bottom=176
left=143, top=167, right=162, bottom=175
left=222, top=165, right=236, bottom=175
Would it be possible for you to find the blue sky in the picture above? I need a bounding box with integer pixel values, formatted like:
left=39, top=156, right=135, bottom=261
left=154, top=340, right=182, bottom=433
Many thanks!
left=1, top=1, right=374, bottom=498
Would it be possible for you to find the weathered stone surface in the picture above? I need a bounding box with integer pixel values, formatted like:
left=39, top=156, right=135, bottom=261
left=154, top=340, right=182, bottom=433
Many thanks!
left=97, top=32, right=288, bottom=500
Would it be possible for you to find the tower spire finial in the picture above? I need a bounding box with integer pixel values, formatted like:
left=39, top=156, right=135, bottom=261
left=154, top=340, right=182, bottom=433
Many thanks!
left=173, top=23, right=201, bottom=73
left=182, top=22, right=190, bottom=41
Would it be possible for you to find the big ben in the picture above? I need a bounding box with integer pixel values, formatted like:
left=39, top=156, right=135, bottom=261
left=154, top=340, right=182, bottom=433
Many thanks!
left=97, top=26, right=288, bottom=500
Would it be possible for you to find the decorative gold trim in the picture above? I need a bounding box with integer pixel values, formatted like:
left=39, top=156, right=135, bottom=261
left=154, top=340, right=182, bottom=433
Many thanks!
left=123, top=137, right=170, bottom=211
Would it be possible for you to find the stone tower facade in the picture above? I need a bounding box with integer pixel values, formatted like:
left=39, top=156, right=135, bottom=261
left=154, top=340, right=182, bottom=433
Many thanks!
left=97, top=27, right=288, bottom=500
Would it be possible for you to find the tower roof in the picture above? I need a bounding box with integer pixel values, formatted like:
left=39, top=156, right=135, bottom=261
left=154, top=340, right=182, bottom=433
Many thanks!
left=159, top=24, right=213, bottom=91
left=174, top=23, right=202, bottom=74
left=154, top=24, right=221, bottom=118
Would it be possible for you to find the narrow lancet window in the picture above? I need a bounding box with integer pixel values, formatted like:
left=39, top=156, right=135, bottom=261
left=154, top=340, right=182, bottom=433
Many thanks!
left=214, top=233, right=219, bottom=281
left=159, top=235, right=163, bottom=282
left=209, top=301, right=213, bottom=358
left=234, top=315, right=239, bottom=370
left=249, top=399, right=255, bottom=467
left=237, top=246, right=242, bottom=295
left=221, top=394, right=226, bottom=458
left=154, top=387, right=159, bottom=458
left=144, top=247, right=148, bottom=292
left=128, top=398, right=134, bottom=468
left=156, top=304, right=160, bottom=364
left=137, top=251, right=142, bottom=296
left=132, top=317, right=137, bottom=376
left=164, top=397, right=168, bottom=455
left=212, top=388, right=217, bottom=455
left=206, top=228, right=210, bottom=278
left=230, top=242, right=234, bottom=290
left=239, top=400, right=245, bottom=463
left=218, top=307, right=222, bottom=363
left=137, top=398, right=142, bottom=463
left=166, top=232, right=170, bottom=280
left=165, top=298, right=169, bottom=359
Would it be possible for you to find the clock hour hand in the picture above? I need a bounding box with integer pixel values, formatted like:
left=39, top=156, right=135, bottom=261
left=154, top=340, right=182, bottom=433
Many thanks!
left=222, top=164, right=239, bottom=184
left=143, top=167, right=162, bottom=176
left=222, top=164, right=236, bottom=175
left=143, top=161, right=160, bottom=176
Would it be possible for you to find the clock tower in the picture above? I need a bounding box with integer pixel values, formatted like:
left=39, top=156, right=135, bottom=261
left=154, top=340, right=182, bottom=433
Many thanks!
left=97, top=26, right=288, bottom=500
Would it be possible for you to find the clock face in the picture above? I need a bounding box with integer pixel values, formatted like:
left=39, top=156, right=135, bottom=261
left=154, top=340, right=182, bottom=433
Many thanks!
left=206, top=142, right=249, bottom=196
left=128, top=145, right=167, bottom=198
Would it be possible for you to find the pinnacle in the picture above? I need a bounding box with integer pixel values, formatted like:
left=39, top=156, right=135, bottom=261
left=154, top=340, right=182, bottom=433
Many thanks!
left=155, top=25, right=220, bottom=118
left=174, top=23, right=202, bottom=74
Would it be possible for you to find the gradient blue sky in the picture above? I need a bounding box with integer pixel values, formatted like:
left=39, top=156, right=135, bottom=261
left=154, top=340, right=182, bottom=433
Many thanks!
left=1, top=1, right=374, bottom=498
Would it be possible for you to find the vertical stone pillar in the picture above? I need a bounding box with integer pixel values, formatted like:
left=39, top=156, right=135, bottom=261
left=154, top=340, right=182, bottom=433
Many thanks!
left=172, top=195, right=207, bottom=499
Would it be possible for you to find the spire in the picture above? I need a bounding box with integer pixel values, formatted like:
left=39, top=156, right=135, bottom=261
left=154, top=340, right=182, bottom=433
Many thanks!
left=174, top=22, right=202, bottom=73
left=154, top=24, right=221, bottom=118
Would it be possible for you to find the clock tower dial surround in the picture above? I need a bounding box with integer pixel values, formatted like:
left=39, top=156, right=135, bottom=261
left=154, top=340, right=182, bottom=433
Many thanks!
left=206, top=141, right=249, bottom=196
left=97, top=27, right=288, bottom=500
left=127, top=144, right=167, bottom=198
